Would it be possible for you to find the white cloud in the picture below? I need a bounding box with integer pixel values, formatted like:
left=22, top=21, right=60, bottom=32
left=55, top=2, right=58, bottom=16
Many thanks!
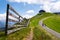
left=26, top=10, right=34, bottom=14
left=0, top=13, right=18, bottom=21
left=8, top=0, right=38, bottom=4
left=7, top=0, right=60, bottom=12
left=52, top=1, right=60, bottom=11
left=0, top=13, right=6, bottom=21
left=22, top=10, right=35, bottom=19
left=42, top=2, right=51, bottom=12
left=7, top=0, right=56, bottom=4
left=22, top=14, right=33, bottom=19
left=40, top=0, right=60, bottom=12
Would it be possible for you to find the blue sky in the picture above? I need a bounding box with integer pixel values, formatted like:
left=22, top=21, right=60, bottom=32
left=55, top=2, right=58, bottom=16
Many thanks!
left=0, top=0, right=60, bottom=28
left=0, top=0, right=60, bottom=21
left=0, top=0, right=41, bottom=19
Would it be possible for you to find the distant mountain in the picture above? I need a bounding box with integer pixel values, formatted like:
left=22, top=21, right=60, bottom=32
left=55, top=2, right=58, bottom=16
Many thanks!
left=0, top=21, right=5, bottom=28
left=0, top=21, right=5, bottom=31
left=54, top=12, right=60, bottom=14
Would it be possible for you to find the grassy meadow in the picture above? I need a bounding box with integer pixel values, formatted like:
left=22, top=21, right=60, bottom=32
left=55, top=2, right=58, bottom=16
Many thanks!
left=0, top=12, right=60, bottom=40
left=0, top=27, right=31, bottom=40
left=43, top=15, right=60, bottom=33
left=29, top=13, right=59, bottom=40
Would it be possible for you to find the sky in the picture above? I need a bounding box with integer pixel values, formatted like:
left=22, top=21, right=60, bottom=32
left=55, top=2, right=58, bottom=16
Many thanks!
left=0, top=0, right=60, bottom=19
left=0, top=0, right=60, bottom=27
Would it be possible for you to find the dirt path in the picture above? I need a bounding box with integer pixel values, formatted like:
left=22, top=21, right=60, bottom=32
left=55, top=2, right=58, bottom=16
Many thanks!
left=39, top=16, right=60, bottom=38
left=23, top=27, right=33, bottom=40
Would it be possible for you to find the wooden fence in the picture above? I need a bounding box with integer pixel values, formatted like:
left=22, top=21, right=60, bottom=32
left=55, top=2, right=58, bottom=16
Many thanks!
left=5, top=4, right=29, bottom=35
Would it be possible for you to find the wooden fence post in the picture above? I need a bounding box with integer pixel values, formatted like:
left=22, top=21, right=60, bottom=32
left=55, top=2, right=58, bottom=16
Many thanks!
left=5, top=4, right=9, bottom=35
left=19, top=16, right=20, bottom=22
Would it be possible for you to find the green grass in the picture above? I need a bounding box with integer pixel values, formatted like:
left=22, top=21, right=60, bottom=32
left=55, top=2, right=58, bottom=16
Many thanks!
left=43, top=15, right=60, bottom=33
left=0, top=27, right=31, bottom=40
left=33, top=27, right=52, bottom=40
left=29, top=12, right=53, bottom=27
left=0, top=12, right=60, bottom=40
left=29, top=13, right=57, bottom=40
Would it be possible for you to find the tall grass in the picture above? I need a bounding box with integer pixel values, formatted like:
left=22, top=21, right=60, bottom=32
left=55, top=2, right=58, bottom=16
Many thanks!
left=0, top=27, right=31, bottom=40
left=33, top=27, right=52, bottom=40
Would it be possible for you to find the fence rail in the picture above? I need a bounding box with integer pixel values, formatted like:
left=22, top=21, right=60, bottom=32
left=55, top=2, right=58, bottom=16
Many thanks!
left=5, top=4, right=30, bottom=35
left=5, top=4, right=24, bottom=35
left=8, top=18, right=18, bottom=22
left=9, top=13, right=19, bottom=19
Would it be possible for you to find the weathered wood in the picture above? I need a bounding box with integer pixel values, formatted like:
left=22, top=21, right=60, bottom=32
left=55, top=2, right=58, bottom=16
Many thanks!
left=5, top=4, right=9, bottom=35
left=26, top=19, right=30, bottom=27
left=9, top=12, right=19, bottom=19
left=5, top=4, right=23, bottom=35
left=5, top=4, right=29, bottom=35
left=19, top=16, right=20, bottom=22
left=9, top=5, right=23, bottom=18
left=8, top=18, right=18, bottom=22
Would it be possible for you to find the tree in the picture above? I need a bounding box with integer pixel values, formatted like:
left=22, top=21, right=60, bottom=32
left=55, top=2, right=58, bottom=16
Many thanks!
left=39, top=10, right=45, bottom=13
left=38, top=10, right=46, bottom=15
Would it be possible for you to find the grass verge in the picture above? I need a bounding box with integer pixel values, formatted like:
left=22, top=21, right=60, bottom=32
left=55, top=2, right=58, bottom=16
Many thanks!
left=0, top=27, right=31, bottom=40
left=33, top=27, right=52, bottom=40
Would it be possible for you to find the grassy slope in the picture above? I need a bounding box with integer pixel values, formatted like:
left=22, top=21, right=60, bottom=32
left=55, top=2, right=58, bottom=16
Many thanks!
left=0, top=27, right=31, bottom=40
left=43, top=15, right=60, bottom=33
left=33, top=27, right=52, bottom=40
left=29, top=13, right=58, bottom=40
left=0, top=13, right=60, bottom=40
left=29, top=13, right=53, bottom=27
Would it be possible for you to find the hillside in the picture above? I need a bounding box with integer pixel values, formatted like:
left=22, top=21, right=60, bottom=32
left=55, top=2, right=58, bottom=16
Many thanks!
left=0, top=12, right=60, bottom=40
left=29, top=12, right=57, bottom=40
left=43, top=15, right=60, bottom=33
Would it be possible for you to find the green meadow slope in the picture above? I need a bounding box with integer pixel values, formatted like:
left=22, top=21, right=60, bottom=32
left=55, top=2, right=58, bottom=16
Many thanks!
left=43, top=15, right=60, bottom=33
left=0, top=12, right=60, bottom=40
left=29, top=13, right=59, bottom=40
left=29, top=12, right=53, bottom=27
